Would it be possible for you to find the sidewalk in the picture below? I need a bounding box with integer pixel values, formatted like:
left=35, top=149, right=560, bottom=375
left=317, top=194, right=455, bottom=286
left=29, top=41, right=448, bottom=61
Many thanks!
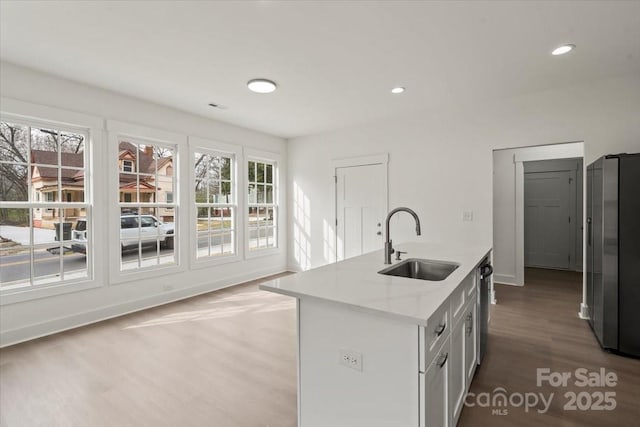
left=0, top=225, right=57, bottom=246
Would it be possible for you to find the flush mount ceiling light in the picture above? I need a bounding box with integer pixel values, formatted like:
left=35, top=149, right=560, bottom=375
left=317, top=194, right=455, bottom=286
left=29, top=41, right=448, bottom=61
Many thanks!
left=247, top=78, right=277, bottom=93
left=391, top=86, right=405, bottom=94
left=551, top=44, right=575, bottom=56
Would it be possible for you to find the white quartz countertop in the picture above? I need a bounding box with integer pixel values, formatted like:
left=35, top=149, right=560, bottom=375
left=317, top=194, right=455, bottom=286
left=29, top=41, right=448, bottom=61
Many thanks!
left=260, top=242, right=491, bottom=326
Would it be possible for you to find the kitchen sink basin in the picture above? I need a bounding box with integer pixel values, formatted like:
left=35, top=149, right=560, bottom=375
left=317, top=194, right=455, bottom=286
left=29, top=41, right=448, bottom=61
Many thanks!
left=378, top=258, right=460, bottom=281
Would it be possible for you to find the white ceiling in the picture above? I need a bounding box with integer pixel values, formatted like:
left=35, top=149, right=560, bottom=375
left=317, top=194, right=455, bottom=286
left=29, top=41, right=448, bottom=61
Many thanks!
left=1, top=1, right=639, bottom=138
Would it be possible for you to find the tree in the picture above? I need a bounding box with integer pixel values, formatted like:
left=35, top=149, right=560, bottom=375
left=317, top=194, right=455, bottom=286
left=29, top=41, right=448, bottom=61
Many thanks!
left=194, top=153, right=230, bottom=203
left=1, top=122, right=85, bottom=223
left=0, top=122, right=29, bottom=203
left=32, top=128, right=84, bottom=154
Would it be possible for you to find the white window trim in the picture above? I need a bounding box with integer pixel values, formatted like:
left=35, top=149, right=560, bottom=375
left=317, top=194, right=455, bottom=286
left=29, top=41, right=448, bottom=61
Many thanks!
left=106, top=120, right=187, bottom=285
left=244, top=147, right=282, bottom=259
left=0, top=97, right=104, bottom=305
left=188, top=136, right=243, bottom=269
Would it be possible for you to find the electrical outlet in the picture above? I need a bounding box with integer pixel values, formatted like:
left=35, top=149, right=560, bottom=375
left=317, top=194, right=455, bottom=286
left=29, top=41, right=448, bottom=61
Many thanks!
left=462, top=211, right=474, bottom=222
left=339, top=348, right=363, bottom=371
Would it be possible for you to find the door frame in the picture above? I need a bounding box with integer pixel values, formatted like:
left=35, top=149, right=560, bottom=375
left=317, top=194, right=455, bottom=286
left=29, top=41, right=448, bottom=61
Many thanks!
left=513, top=143, right=584, bottom=287
left=332, top=153, right=389, bottom=263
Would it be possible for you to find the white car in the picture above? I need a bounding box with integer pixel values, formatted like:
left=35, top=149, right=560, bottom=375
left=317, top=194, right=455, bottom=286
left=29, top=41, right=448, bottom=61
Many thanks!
left=72, top=215, right=174, bottom=254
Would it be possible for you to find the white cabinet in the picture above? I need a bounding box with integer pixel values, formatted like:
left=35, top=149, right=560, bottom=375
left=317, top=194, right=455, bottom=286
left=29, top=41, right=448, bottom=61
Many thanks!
left=419, top=269, right=479, bottom=427
left=287, top=255, right=487, bottom=427
left=449, top=296, right=478, bottom=426
left=419, top=271, right=478, bottom=427
left=421, top=336, right=450, bottom=427
left=449, top=309, right=467, bottom=424
left=464, top=301, right=478, bottom=386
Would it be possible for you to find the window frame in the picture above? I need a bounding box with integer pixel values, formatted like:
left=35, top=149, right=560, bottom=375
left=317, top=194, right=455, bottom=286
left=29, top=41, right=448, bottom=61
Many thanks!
left=107, top=120, right=186, bottom=284
left=244, top=148, right=281, bottom=259
left=188, top=137, right=243, bottom=268
left=0, top=98, right=104, bottom=305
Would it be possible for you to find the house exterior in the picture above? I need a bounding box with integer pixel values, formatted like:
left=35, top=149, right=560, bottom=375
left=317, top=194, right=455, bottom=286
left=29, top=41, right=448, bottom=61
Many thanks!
left=117, top=142, right=174, bottom=222
left=31, top=150, right=85, bottom=229
left=31, top=142, right=174, bottom=229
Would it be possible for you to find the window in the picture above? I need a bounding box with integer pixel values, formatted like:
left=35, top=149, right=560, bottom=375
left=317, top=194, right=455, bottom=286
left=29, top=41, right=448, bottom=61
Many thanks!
left=0, top=118, right=91, bottom=290
left=247, top=158, right=277, bottom=251
left=117, top=138, right=177, bottom=271
left=122, top=159, right=133, bottom=172
left=194, top=150, right=235, bottom=258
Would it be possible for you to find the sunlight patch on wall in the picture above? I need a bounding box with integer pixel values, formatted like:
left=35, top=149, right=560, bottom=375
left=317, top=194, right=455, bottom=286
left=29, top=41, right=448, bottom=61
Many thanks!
left=293, top=181, right=311, bottom=270
left=322, top=219, right=336, bottom=263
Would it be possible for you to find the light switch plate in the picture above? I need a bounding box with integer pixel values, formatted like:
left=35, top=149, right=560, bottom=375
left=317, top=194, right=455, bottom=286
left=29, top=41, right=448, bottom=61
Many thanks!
left=339, top=348, right=363, bottom=371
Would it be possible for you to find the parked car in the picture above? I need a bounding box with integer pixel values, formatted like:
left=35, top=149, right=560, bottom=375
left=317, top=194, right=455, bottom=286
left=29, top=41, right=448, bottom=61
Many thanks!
left=72, top=215, right=174, bottom=254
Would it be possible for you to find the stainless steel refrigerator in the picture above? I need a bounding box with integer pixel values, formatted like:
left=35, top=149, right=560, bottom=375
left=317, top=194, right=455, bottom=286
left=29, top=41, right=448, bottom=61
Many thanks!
left=586, top=153, right=640, bottom=357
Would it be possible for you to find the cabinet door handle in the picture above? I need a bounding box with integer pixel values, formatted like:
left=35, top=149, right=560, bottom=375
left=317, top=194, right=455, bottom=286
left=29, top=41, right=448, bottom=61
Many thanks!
left=466, top=313, right=473, bottom=336
left=438, top=352, right=449, bottom=368
left=435, top=323, right=446, bottom=337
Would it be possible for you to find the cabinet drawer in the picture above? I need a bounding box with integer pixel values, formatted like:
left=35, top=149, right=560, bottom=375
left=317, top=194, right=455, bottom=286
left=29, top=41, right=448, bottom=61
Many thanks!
left=420, top=302, right=450, bottom=371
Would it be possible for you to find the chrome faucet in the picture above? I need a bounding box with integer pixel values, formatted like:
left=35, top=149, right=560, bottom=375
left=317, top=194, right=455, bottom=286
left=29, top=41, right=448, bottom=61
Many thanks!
left=384, top=207, right=421, bottom=264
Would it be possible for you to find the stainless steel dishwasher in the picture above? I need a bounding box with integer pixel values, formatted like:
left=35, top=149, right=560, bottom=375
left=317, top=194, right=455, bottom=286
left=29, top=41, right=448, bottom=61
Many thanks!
left=477, top=260, right=493, bottom=365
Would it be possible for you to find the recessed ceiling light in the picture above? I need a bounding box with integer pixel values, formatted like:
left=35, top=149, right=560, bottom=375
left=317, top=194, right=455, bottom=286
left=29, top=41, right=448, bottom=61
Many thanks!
left=391, top=87, right=405, bottom=94
left=551, top=44, right=575, bottom=56
left=247, top=79, right=277, bottom=93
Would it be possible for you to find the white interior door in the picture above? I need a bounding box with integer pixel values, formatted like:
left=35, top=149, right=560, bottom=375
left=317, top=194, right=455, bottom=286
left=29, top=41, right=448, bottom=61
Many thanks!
left=524, top=171, right=572, bottom=269
left=336, top=163, right=386, bottom=261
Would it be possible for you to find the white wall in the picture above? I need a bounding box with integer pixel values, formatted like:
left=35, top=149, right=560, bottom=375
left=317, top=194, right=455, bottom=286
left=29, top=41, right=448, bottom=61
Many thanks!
left=0, top=62, right=288, bottom=346
left=287, top=74, right=640, bottom=287
left=492, top=149, right=518, bottom=283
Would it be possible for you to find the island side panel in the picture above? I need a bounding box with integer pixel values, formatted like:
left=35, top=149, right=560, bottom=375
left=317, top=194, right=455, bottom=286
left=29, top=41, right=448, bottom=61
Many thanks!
left=299, top=298, right=420, bottom=427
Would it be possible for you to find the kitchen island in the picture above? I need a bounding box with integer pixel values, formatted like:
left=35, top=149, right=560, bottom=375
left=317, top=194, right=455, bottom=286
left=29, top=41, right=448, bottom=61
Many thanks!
left=260, top=242, right=492, bottom=427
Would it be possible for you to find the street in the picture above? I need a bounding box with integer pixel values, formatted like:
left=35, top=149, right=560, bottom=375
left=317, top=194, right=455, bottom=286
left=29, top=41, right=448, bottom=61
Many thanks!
left=0, top=244, right=174, bottom=286
left=0, top=231, right=273, bottom=287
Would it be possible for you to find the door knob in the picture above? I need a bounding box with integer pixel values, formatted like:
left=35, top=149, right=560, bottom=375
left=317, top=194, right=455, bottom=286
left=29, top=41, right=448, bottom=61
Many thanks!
left=376, top=231, right=382, bottom=235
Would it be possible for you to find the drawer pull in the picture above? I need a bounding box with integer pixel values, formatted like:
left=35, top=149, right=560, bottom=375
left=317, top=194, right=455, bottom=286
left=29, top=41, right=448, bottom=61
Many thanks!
left=435, top=323, right=447, bottom=337
left=437, top=352, right=449, bottom=368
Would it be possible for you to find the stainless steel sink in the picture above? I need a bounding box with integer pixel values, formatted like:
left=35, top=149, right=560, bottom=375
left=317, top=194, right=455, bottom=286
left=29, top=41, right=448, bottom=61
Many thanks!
left=378, top=258, right=460, bottom=281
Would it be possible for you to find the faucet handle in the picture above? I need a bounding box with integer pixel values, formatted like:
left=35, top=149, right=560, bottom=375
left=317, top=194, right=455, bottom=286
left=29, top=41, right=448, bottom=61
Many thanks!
left=395, top=251, right=407, bottom=261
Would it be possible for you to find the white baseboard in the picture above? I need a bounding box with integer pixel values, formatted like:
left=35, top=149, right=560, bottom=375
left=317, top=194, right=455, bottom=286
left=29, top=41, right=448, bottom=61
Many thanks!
left=0, top=266, right=287, bottom=348
left=494, top=274, right=523, bottom=287
left=579, top=303, right=590, bottom=320
left=286, top=264, right=304, bottom=273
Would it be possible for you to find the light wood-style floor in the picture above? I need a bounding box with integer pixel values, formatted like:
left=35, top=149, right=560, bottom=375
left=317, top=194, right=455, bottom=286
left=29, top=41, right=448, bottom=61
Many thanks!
left=1, top=269, right=639, bottom=426
left=0, top=273, right=298, bottom=427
